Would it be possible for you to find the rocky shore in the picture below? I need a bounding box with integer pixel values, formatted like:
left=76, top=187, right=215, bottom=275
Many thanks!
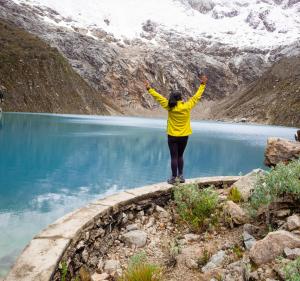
left=48, top=161, right=300, bottom=281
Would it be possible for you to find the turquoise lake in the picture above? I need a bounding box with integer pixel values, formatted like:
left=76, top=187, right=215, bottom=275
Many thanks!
left=0, top=112, right=297, bottom=276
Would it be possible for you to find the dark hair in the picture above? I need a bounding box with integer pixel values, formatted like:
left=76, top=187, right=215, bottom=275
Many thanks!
left=168, top=91, right=182, bottom=109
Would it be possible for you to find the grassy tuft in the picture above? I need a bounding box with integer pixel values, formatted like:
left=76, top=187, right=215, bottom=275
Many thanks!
left=228, top=186, right=242, bottom=203
left=197, top=249, right=211, bottom=268
left=118, top=252, right=163, bottom=281
left=173, top=184, right=219, bottom=230
left=283, top=257, right=300, bottom=281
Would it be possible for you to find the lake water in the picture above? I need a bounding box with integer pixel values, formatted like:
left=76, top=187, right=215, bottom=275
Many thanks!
left=0, top=112, right=297, bottom=277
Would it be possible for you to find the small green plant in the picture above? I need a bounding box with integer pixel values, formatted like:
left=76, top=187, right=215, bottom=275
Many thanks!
left=173, top=184, right=219, bottom=230
left=197, top=249, right=211, bottom=267
left=227, top=186, right=242, bottom=203
left=166, top=239, right=181, bottom=267
left=250, top=160, right=300, bottom=211
left=59, top=261, right=68, bottom=281
left=118, top=252, right=162, bottom=281
left=232, top=245, right=244, bottom=259
left=214, top=273, right=223, bottom=281
left=283, top=256, right=300, bottom=281
left=169, top=239, right=181, bottom=258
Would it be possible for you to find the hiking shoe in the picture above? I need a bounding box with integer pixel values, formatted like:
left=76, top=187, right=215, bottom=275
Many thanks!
left=167, top=177, right=177, bottom=185
left=178, top=175, right=185, bottom=183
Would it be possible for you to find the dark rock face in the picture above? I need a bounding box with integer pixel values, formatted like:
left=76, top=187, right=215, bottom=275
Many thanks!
left=208, top=55, right=300, bottom=127
left=0, top=19, right=110, bottom=114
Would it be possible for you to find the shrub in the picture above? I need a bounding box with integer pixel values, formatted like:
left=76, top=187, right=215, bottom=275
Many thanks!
left=250, top=160, right=300, bottom=210
left=173, top=184, right=219, bottom=230
left=228, top=186, right=242, bottom=203
left=283, top=257, right=300, bottom=281
left=118, top=252, right=162, bottom=281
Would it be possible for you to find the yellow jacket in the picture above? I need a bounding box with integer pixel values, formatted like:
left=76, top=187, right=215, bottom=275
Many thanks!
left=148, top=84, right=206, bottom=136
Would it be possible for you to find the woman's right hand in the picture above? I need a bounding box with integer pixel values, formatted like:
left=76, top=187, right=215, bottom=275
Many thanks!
left=200, top=75, right=208, bottom=85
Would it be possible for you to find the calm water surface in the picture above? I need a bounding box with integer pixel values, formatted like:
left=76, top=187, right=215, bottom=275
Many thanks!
left=0, top=113, right=297, bottom=276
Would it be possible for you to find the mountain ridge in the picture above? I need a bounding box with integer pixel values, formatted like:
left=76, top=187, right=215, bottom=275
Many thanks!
left=0, top=19, right=117, bottom=115
left=0, top=0, right=299, bottom=126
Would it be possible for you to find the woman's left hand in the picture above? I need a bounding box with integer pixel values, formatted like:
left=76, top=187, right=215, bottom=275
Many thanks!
left=143, top=80, right=151, bottom=90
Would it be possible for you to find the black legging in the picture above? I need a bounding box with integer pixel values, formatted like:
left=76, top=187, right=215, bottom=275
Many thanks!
left=168, top=135, right=189, bottom=177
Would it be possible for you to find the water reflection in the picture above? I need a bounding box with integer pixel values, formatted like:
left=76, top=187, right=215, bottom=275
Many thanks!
left=0, top=113, right=296, bottom=277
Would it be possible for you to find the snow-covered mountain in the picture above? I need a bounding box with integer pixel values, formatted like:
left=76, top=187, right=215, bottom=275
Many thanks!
left=11, top=0, right=300, bottom=48
left=1, top=0, right=300, bottom=116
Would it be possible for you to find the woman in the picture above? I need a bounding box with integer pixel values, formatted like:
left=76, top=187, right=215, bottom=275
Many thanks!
left=144, top=75, right=208, bottom=184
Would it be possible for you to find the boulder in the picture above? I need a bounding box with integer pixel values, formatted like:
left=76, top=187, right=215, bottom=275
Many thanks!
left=155, top=205, right=169, bottom=218
left=284, top=247, right=300, bottom=259
left=243, top=223, right=260, bottom=235
left=184, top=233, right=200, bottom=242
left=243, top=231, right=256, bottom=250
left=176, top=244, right=203, bottom=268
left=91, top=272, right=110, bottom=281
left=286, top=214, right=300, bottom=231
left=274, top=209, right=291, bottom=218
left=126, top=224, right=139, bottom=231
left=122, top=230, right=147, bottom=247
left=103, top=260, right=122, bottom=276
left=250, top=230, right=300, bottom=265
left=225, top=201, right=249, bottom=225
left=202, top=250, right=226, bottom=272
left=265, top=138, right=300, bottom=167
left=230, top=169, right=264, bottom=201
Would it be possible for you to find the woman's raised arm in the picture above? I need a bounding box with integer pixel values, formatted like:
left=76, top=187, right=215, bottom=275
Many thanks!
left=144, top=81, right=169, bottom=110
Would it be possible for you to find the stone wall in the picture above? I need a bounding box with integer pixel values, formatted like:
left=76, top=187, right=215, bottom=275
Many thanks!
left=4, top=176, right=240, bottom=281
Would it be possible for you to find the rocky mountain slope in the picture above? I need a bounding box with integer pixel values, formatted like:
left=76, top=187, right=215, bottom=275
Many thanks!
left=206, top=56, right=300, bottom=127
left=0, top=19, right=119, bottom=114
left=0, top=0, right=299, bottom=124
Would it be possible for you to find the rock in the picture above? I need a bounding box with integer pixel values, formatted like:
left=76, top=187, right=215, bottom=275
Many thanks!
left=225, top=201, right=248, bottom=225
left=97, top=259, right=104, bottom=271
left=274, top=209, right=291, bottom=218
left=202, top=250, right=226, bottom=272
left=249, top=271, right=259, bottom=280
left=185, top=257, right=198, bottom=269
left=103, top=260, right=122, bottom=276
left=250, top=230, right=300, bottom=265
left=82, top=249, right=89, bottom=263
left=128, top=212, right=134, bottom=220
left=265, top=138, right=300, bottom=167
left=156, top=205, right=169, bottom=218
left=126, top=224, right=139, bottom=231
left=230, top=169, right=264, bottom=201
left=121, top=212, right=128, bottom=224
left=145, top=217, right=155, bottom=228
left=122, top=230, right=147, bottom=247
left=287, top=214, right=300, bottom=231
left=284, top=247, right=300, bottom=259
left=76, top=240, right=85, bottom=250
left=91, top=272, right=110, bottom=281
left=243, top=223, right=260, bottom=235
left=243, top=231, right=256, bottom=250
left=79, top=266, right=91, bottom=281
left=176, top=244, right=202, bottom=268
left=184, top=233, right=200, bottom=242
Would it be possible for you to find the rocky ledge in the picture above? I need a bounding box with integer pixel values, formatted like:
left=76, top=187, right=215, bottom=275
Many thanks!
left=5, top=160, right=300, bottom=281
left=4, top=176, right=238, bottom=281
